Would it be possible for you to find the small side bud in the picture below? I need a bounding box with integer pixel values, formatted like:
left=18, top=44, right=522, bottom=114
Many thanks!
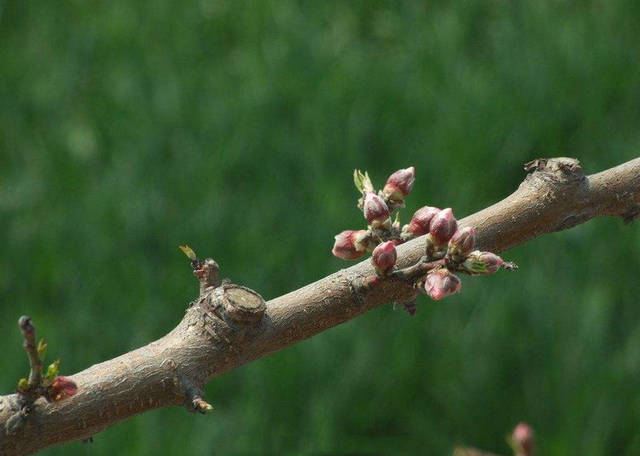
left=44, top=359, right=60, bottom=382
left=17, top=378, right=29, bottom=394
left=371, top=241, right=397, bottom=276
left=50, top=376, right=78, bottom=401
left=403, top=206, right=441, bottom=238
left=37, top=339, right=48, bottom=361
left=429, top=208, right=457, bottom=245
left=382, top=166, right=415, bottom=200
left=461, top=251, right=504, bottom=275
left=363, top=192, right=390, bottom=227
left=447, top=227, right=476, bottom=262
left=424, top=269, right=462, bottom=301
left=510, top=422, right=535, bottom=456
left=332, top=230, right=369, bottom=260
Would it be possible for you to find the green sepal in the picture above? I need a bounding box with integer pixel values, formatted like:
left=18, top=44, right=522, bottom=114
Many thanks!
left=461, top=259, right=489, bottom=275
left=17, top=378, right=29, bottom=393
left=353, top=170, right=374, bottom=194
left=44, top=359, right=60, bottom=383
left=179, top=245, right=198, bottom=261
left=37, top=338, right=47, bottom=362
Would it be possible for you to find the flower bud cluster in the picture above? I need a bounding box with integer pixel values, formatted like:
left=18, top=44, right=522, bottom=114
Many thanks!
left=333, top=167, right=417, bottom=270
left=331, top=165, right=514, bottom=309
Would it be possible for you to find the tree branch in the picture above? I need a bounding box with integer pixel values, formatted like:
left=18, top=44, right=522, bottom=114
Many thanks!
left=1, top=157, right=638, bottom=455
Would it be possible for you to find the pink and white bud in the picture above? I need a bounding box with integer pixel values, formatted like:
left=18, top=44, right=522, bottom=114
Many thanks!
left=429, top=208, right=457, bottom=245
left=363, top=192, right=390, bottom=227
left=371, top=241, right=397, bottom=275
left=511, top=422, right=535, bottom=456
left=461, top=250, right=504, bottom=275
left=383, top=166, right=415, bottom=200
left=447, top=227, right=476, bottom=262
left=424, top=269, right=462, bottom=300
left=404, top=206, right=441, bottom=237
left=332, top=230, right=368, bottom=260
left=51, top=376, right=78, bottom=400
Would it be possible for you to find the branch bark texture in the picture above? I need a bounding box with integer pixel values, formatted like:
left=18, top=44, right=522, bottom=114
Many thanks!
left=1, top=157, right=639, bottom=455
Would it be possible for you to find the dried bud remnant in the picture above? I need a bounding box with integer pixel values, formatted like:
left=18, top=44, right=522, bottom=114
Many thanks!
left=424, top=269, right=462, bottom=300
left=332, top=230, right=369, bottom=260
left=363, top=192, right=390, bottom=227
left=50, top=376, right=78, bottom=401
left=461, top=251, right=504, bottom=275
left=383, top=166, right=415, bottom=200
left=371, top=241, right=397, bottom=276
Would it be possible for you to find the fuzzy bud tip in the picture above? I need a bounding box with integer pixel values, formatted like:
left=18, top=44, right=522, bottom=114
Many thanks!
left=462, top=251, right=504, bottom=275
left=405, top=206, right=441, bottom=237
left=371, top=241, right=397, bottom=275
left=429, top=208, right=458, bottom=245
left=447, top=227, right=476, bottom=261
left=383, top=166, right=415, bottom=200
left=363, top=192, right=390, bottom=226
left=332, top=230, right=369, bottom=260
left=424, top=269, right=462, bottom=300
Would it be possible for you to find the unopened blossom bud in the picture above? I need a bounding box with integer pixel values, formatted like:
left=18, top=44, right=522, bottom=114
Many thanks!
left=511, top=422, right=535, bottom=456
left=332, top=230, right=369, bottom=260
left=429, top=208, right=457, bottom=245
left=461, top=250, right=504, bottom=275
left=371, top=241, right=397, bottom=275
left=51, top=376, right=78, bottom=400
left=383, top=166, right=415, bottom=200
left=363, top=192, right=390, bottom=227
left=403, top=206, right=441, bottom=237
left=424, top=269, right=462, bottom=301
left=447, top=227, right=476, bottom=262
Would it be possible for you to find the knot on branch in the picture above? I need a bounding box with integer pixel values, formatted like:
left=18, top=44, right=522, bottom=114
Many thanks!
left=180, top=245, right=266, bottom=346
left=523, top=157, right=585, bottom=186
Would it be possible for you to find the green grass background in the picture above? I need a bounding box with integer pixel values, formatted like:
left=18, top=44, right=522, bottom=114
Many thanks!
left=2, top=1, right=640, bottom=454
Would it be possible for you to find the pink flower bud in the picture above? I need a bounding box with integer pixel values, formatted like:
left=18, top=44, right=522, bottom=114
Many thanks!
left=371, top=241, right=397, bottom=275
left=511, top=422, right=535, bottom=456
left=461, top=251, right=504, bottom=275
left=363, top=192, right=390, bottom=226
left=383, top=166, right=415, bottom=200
left=332, top=230, right=369, bottom=260
left=51, top=376, right=78, bottom=400
left=447, top=227, right=476, bottom=261
left=405, top=206, right=441, bottom=236
left=424, top=269, right=462, bottom=300
left=429, top=208, right=457, bottom=245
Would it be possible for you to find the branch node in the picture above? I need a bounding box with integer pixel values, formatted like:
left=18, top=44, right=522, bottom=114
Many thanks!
left=181, top=377, right=213, bottom=414
left=524, top=157, right=583, bottom=178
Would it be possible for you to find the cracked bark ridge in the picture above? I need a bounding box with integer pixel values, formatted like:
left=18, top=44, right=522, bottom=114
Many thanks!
left=1, top=157, right=639, bottom=455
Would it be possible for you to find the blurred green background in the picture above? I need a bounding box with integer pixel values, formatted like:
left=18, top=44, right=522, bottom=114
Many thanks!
left=1, top=0, right=640, bottom=454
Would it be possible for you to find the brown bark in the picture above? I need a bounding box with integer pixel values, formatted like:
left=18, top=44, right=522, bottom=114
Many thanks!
left=1, top=157, right=638, bottom=455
